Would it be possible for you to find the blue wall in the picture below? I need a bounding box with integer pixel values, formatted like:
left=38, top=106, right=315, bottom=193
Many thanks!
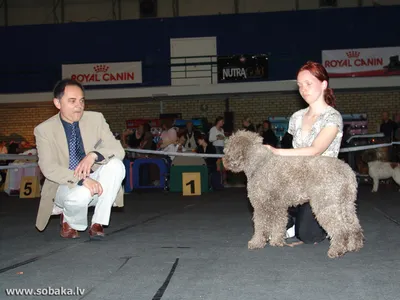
left=0, top=6, right=399, bottom=94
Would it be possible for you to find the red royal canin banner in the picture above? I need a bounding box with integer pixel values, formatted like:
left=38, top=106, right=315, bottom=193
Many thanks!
left=62, top=61, right=142, bottom=85
left=322, top=47, right=400, bottom=77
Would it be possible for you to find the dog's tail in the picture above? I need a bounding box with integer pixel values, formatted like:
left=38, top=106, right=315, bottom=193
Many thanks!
left=340, top=163, right=359, bottom=204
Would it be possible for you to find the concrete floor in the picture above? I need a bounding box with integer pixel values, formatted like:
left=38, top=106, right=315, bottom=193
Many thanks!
left=0, top=183, right=399, bottom=300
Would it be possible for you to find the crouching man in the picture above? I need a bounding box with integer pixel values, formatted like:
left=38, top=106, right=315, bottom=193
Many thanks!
left=34, top=79, right=126, bottom=239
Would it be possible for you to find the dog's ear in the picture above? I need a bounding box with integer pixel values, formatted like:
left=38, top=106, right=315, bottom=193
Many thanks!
left=234, top=136, right=252, bottom=159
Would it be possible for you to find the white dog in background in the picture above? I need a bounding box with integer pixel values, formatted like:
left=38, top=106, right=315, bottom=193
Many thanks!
left=368, top=161, right=400, bottom=192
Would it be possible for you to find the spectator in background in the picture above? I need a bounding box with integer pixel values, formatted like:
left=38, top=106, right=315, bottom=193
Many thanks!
left=393, top=112, right=400, bottom=162
left=196, top=133, right=217, bottom=170
left=8, top=141, right=22, bottom=154
left=209, top=116, right=225, bottom=154
left=280, top=132, right=293, bottom=149
left=0, top=141, right=7, bottom=183
left=160, top=128, right=184, bottom=161
left=0, top=141, right=8, bottom=154
left=140, top=123, right=156, bottom=151
left=242, top=117, right=256, bottom=132
left=341, top=124, right=352, bottom=147
left=122, top=124, right=144, bottom=149
left=394, top=112, right=400, bottom=141
left=260, top=120, right=278, bottom=147
left=380, top=112, right=397, bottom=140
left=183, top=121, right=199, bottom=151
left=196, top=134, right=220, bottom=189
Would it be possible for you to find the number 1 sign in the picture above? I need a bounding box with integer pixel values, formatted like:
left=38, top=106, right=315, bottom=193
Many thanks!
left=182, top=173, right=201, bottom=196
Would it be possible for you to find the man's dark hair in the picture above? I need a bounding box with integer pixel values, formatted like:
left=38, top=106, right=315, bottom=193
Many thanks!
left=53, top=78, right=84, bottom=100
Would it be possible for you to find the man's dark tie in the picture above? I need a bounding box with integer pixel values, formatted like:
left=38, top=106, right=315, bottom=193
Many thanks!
left=69, top=122, right=82, bottom=170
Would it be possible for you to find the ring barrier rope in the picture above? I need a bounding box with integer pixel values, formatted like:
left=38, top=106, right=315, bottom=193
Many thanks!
left=0, top=163, right=38, bottom=170
left=346, top=133, right=384, bottom=143
left=338, top=143, right=394, bottom=153
left=125, top=148, right=224, bottom=158
left=125, top=141, right=400, bottom=155
left=0, top=154, right=38, bottom=160
left=0, top=142, right=398, bottom=170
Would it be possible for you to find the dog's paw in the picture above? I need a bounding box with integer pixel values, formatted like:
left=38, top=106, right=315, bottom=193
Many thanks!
left=327, top=248, right=345, bottom=259
left=269, top=239, right=285, bottom=247
left=248, top=239, right=266, bottom=250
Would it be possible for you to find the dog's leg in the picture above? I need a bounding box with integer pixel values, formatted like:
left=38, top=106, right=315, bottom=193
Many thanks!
left=268, top=207, right=288, bottom=247
left=371, top=177, right=379, bottom=192
left=339, top=200, right=364, bottom=254
left=314, top=202, right=364, bottom=258
left=313, top=207, right=346, bottom=258
left=248, top=204, right=268, bottom=250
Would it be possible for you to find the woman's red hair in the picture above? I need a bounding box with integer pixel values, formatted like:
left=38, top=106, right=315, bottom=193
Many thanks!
left=297, top=61, right=336, bottom=107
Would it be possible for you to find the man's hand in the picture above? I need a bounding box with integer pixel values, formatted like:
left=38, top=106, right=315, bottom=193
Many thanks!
left=74, top=152, right=97, bottom=180
left=82, top=177, right=103, bottom=197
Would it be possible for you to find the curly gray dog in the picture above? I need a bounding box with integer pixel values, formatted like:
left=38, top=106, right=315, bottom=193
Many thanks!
left=222, top=130, right=364, bottom=258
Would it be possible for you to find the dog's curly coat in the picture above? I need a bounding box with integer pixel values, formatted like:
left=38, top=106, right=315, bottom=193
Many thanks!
left=223, top=130, right=364, bottom=258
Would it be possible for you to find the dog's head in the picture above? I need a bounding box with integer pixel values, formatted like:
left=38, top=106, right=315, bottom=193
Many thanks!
left=222, top=130, right=263, bottom=173
left=361, top=149, right=378, bottom=163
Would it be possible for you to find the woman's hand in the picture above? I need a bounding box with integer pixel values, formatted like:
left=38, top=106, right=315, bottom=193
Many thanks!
left=265, top=144, right=280, bottom=155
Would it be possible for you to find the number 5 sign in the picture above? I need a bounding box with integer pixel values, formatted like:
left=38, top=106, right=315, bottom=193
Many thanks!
left=19, top=176, right=41, bottom=198
left=182, top=172, right=201, bottom=196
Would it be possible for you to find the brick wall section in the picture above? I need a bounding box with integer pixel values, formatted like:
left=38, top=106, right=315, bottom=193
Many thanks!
left=1, top=89, right=399, bottom=144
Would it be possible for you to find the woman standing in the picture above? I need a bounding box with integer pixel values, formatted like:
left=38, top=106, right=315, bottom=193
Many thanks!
left=208, top=116, right=226, bottom=155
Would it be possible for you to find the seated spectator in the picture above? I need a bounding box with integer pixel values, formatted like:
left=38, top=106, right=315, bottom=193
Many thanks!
left=178, top=132, right=187, bottom=150
left=196, top=134, right=217, bottom=171
left=140, top=123, right=156, bottom=151
left=122, top=124, right=144, bottom=149
left=8, top=141, right=19, bottom=154
left=196, top=134, right=223, bottom=189
left=160, top=128, right=184, bottom=161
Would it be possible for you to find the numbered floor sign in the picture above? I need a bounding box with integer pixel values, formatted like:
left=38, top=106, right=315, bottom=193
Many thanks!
left=19, top=176, right=40, bottom=198
left=182, top=172, right=201, bottom=196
